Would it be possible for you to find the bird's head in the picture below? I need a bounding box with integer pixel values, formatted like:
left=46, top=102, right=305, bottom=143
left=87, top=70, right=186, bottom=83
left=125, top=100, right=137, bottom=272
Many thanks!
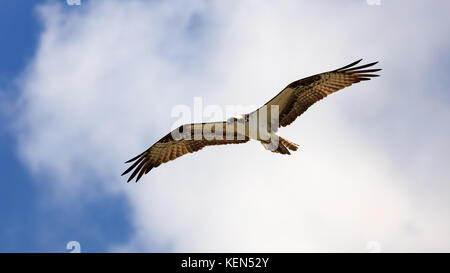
left=227, top=114, right=248, bottom=124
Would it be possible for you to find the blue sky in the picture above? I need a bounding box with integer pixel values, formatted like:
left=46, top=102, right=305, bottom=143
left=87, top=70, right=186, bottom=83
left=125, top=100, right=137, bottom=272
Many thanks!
left=0, top=0, right=132, bottom=252
left=1, top=0, right=450, bottom=252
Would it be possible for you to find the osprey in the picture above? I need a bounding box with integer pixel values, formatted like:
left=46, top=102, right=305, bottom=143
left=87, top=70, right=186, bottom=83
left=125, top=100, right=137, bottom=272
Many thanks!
left=122, top=59, right=381, bottom=182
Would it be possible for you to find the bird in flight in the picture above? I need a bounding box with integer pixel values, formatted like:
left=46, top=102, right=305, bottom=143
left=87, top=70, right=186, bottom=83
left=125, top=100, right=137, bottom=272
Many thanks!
left=122, top=59, right=381, bottom=182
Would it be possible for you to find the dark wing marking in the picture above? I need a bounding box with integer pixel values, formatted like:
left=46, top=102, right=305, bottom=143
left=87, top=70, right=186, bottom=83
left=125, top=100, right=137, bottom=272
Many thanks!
left=263, top=59, right=381, bottom=127
left=122, top=122, right=249, bottom=182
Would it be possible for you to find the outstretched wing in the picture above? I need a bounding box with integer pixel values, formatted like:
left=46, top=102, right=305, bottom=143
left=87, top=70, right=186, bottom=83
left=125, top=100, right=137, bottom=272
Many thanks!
left=262, top=59, right=381, bottom=128
left=122, top=122, right=249, bottom=182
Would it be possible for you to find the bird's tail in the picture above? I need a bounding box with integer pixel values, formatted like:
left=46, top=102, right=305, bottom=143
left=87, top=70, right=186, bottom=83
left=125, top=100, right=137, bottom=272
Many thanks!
left=261, top=136, right=299, bottom=155
left=279, top=136, right=299, bottom=151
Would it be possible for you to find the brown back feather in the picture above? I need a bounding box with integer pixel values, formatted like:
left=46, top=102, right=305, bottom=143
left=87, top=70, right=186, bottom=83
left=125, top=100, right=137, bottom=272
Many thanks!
left=263, top=59, right=381, bottom=127
left=122, top=122, right=249, bottom=182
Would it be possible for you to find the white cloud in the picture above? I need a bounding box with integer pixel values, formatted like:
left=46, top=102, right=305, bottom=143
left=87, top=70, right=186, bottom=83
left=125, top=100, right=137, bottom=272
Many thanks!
left=14, top=0, right=450, bottom=251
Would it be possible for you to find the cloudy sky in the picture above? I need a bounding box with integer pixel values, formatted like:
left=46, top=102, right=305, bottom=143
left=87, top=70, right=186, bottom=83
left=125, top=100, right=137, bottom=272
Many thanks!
left=1, top=0, right=450, bottom=252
